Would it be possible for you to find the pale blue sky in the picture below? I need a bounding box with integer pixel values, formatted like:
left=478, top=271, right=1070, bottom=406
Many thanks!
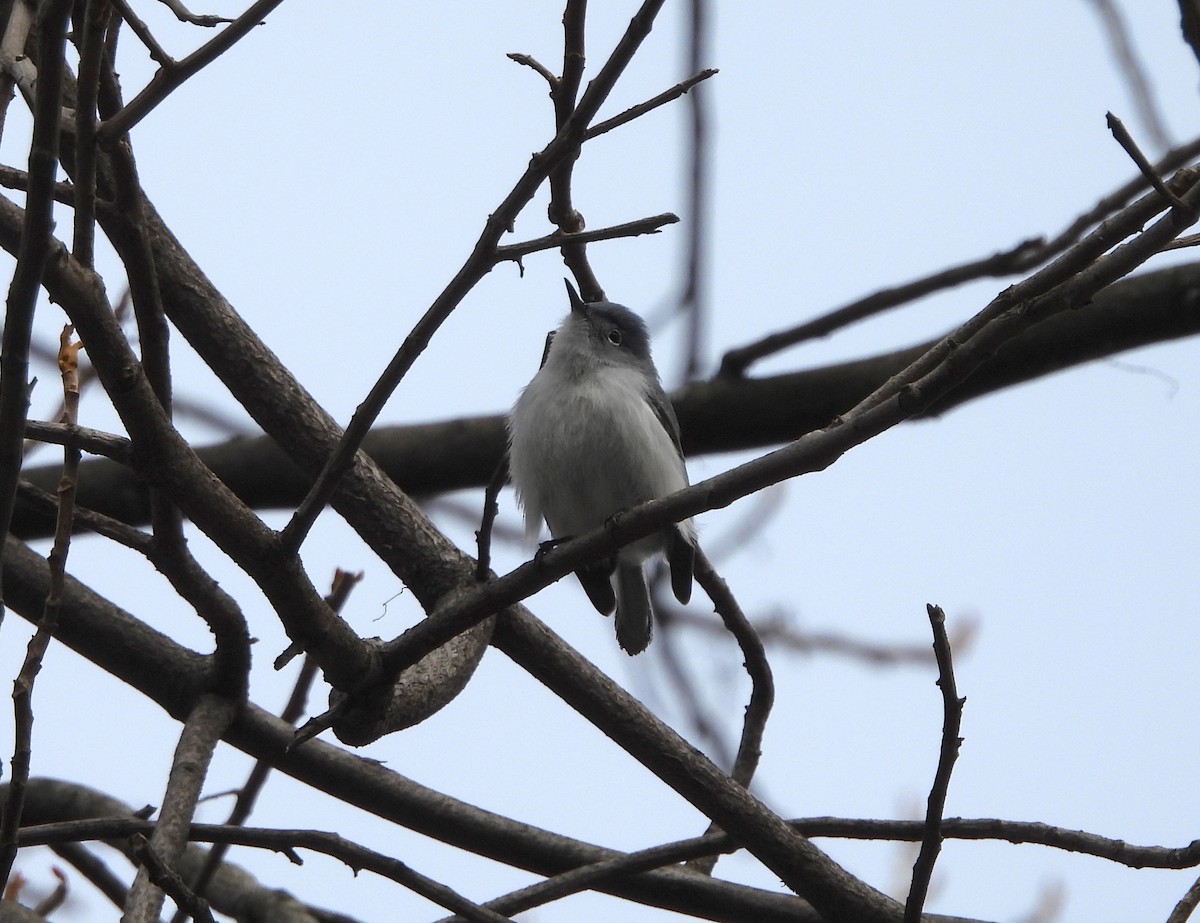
left=3, top=3, right=1199, bottom=921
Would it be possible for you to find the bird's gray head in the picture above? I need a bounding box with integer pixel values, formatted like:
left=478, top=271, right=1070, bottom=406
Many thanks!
left=555, top=279, right=656, bottom=377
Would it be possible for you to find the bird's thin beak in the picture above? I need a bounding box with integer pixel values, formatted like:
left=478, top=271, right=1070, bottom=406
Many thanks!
left=564, top=278, right=587, bottom=315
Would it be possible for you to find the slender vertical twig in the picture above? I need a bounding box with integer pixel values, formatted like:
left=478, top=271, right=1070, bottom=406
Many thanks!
left=904, top=603, right=965, bottom=923
left=72, top=0, right=110, bottom=268
left=684, top=545, right=773, bottom=875
left=551, top=0, right=605, bottom=301
left=0, top=0, right=74, bottom=627
left=678, top=0, right=710, bottom=381
left=475, top=457, right=509, bottom=580
left=98, top=62, right=184, bottom=550
left=0, top=325, right=83, bottom=887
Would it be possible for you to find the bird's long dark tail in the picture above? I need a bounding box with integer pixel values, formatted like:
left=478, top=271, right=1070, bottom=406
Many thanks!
left=615, top=563, right=652, bottom=655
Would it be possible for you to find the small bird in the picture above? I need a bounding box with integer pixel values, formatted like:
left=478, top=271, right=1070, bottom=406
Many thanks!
left=508, top=280, right=695, bottom=654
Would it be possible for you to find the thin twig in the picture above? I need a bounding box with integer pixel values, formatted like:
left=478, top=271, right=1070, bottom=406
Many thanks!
left=475, top=457, right=509, bottom=580
left=73, top=0, right=109, bottom=268
left=718, top=237, right=1047, bottom=377
left=27, top=818, right=516, bottom=923
left=17, top=479, right=154, bottom=552
left=1106, top=111, right=1192, bottom=215
left=552, top=0, right=609, bottom=303
left=1, top=323, right=83, bottom=875
left=585, top=67, right=718, bottom=140
left=158, top=0, right=237, bottom=27
left=718, top=133, right=1200, bottom=377
left=108, top=0, right=174, bottom=67
left=1163, top=231, right=1200, bottom=250
left=695, top=546, right=773, bottom=793
left=21, top=811, right=1200, bottom=875
left=679, top=545, right=773, bottom=876
left=652, top=593, right=736, bottom=770
left=506, top=52, right=557, bottom=88
left=435, top=833, right=732, bottom=922
left=97, top=45, right=181, bottom=548
left=4, top=332, right=85, bottom=883
left=904, top=603, right=965, bottom=923
left=494, top=212, right=679, bottom=263
left=678, top=0, right=711, bottom=381
left=671, top=607, right=977, bottom=667
left=0, top=0, right=76, bottom=881
left=97, top=0, right=284, bottom=142
left=548, top=0, right=588, bottom=233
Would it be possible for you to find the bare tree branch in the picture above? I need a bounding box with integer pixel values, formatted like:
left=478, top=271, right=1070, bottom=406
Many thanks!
left=0, top=0, right=74, bottom=627
left=98, top=0, right=283, bottom=142
left=122, top=694, right=237, bottom=921
left=681, top=545, right=773, bottom=876
left=678, top=0, right=712, bottom=381
left=1167, top=873, right=1200, bottom=923
left=0, top=0, right=38, bottom=125
left=157, top=0, right=236, bottom=27
left=0, top=548, right=818, bottom=922
left=373, top=167, right=1200, bottom=692
left=494, top=211, right=679, bottom=263
left=129, top=833, right=217, bottom=923
left=585, top=67, right=718, bottom=141
left=904, top=604, right=965, bottom=923
left=0, top=3, right=76, bottom=893
left=1107, top=112, right=1191, bottom=212
left=719, top=133, right=1200, bottom=378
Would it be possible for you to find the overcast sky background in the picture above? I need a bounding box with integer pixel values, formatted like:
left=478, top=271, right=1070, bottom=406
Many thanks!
left=3, top=3, right=1200, bottom=921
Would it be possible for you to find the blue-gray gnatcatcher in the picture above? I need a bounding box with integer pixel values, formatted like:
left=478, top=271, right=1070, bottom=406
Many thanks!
left=508, top=281, right=696, bottom=654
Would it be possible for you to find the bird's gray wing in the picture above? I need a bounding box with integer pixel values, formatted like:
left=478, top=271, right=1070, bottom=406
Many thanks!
left=645, top=386, right=685, bottom=459
left=646, top=386, right=695, bottom=603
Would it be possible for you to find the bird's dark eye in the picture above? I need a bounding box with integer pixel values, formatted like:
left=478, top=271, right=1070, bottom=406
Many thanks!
left=607, top=329, right=622, bottom=346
